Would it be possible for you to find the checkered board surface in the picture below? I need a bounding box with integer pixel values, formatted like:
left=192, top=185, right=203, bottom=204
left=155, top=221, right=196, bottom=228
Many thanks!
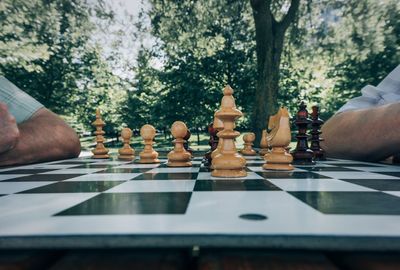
left=0, top=154, right=400, bottom=239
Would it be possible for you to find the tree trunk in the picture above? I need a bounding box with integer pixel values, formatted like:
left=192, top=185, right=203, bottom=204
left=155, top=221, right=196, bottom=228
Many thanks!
left=250, top=0, right=300, bottom=146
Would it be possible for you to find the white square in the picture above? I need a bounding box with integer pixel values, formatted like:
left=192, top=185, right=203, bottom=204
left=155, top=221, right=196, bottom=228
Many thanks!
left=105, top=180, right=195, bottom=193
left=40, top=168, right=105, bottom=174
left=0, top=182, right=53, bottom=194
left=0, top=175, right=31, bottom=181
left=114, top=164, right=161, bottom=169
left=147, top=167, right=200, bottom=173
left=316, top=171, right=399, bottom=179
left=267, top=178, right=375, bottom=191
left=63, top=173, right=141, bottom=182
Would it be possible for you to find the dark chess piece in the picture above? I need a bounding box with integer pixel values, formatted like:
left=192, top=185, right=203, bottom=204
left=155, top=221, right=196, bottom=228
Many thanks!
left=183, top=129, right=193, bottom=156
left=310, top=105, right=326, bottom=161
left=393, top=153, right=400, bottom=164
left=204, top=123, right=218, bottom=166
left=291, top=101, right=315, bottom=165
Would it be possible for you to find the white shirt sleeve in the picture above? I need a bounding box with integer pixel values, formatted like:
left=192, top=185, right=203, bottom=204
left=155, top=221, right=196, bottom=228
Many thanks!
left=337, top=64, right=400, bottom=114
left=0, top=76, right=44, bottom=124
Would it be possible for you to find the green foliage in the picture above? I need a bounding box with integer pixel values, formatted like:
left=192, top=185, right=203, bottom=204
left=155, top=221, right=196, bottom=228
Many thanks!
left=1, top=0, right=399, bottom=136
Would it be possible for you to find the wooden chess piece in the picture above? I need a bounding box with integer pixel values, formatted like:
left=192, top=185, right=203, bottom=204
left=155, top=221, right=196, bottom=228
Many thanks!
left=138, top=124, right=160, bottom=164
left=91, top=108, right=110, bottom=159
left=118, top=128, right=135, bottom=161
left=167, top=121, right=192, bottom=167
left=211, top=85, right=247, bottom=178
left=210, top=113, right=224, bottom=168
left=183, top=129, right=193, bottom=156
left=259, top=129, right=269, bottom=155
left=241, top=132, right=256, bottom=156
left=310, top=105, right=326, bottom=160
left=204, top=123, right=218, bottom=166
left=263, top=107, right=294, bottom=171
left=291, top=101, right=315, bottom=165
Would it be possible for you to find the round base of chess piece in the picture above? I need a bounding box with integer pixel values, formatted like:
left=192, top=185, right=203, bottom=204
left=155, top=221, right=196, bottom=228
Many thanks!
left=167, top=150, right=192, bottom=167
left=138, top=157, right=160, bottom=164
left=167, top=161, right=192, bottom=167
left=92, top=154, right=110, bottom=159
left=241, top=149, right=257, bottom=156
left=263, top=147, right=294, bottom=171
left=292, top=149, right=315, bottom=165
left=313, top=150, right=326, bottom=161
left=118, top=155, right=135, bottom=161
left=263, top=163, right=294, bottom=171
left=92, top=148, right=110, bottom=159
left=212, top=168, right=247, bottom=178
left=211, top=152, right=247, bottom=178
left=259, top=148, right=269, bottom=156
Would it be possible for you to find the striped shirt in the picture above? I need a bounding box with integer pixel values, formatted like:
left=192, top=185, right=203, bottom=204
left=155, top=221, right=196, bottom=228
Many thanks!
left=337, top=65, right=400, bottom=113
left=0, top=76, right=44, bottom=123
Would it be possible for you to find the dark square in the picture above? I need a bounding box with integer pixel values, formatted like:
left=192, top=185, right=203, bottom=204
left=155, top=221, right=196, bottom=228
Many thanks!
left=0, top=169, right=57, bottom=174
left=55, top=192, right=191, bottom=215
left=246, top=162, right=265, bottom=166
left=296, top=166, right=361, bottom=172
left=194, top=179, right=281, bottom=191
left=289, top=191, right=400, bottom=215
left=256, top=171, right=331, bottom=179
left=375, top=172, right=400, bottom=178
left=97, top=168, right=153, bottom=173
left=132, top=173, right=198, bottom=180
left=19, top=181, right=125, bottom=193
left=199, top=167, right=211, bottom=172
left=3, top=174, right=84, bottom=182
left=341, top=179, right=400, bottom=191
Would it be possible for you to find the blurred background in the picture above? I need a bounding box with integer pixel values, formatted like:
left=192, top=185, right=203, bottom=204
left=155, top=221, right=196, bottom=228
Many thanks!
left=0, top=0, right=399, bottom=151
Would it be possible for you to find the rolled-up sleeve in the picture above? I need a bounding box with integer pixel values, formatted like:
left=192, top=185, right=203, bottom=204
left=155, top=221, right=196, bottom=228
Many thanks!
left=336, top=65, right=400, bottom=114
left=0, top=76, right=44, bottom=124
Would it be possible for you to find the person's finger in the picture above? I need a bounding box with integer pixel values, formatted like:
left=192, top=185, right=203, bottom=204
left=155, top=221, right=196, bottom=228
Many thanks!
left=0, top=102, right=8, bottom=114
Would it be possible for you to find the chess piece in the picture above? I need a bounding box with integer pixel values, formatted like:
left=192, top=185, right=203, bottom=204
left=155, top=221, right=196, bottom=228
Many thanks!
left=138, top=124, right=160, bottom=164
left=291, top=101, right=314, bottom=164
left=310, top=105, right=326, bottom=160
left=211, top=114, right=224, bottom=158
left=183, top=129, right=193, bottom=156
left=167, top=121, right=192, bottom=167
left=211, top=85, right=247, bottom=178
left=204, top=122, right=218, bottom=166
left=259, top=129, right=269, bottom=155
left=210, top=113, right=224, bottom=168
left=91, top=108, right=109, bottom=159
left=263, top=108, right=294, bottom=171
left=241, top=132, right=257, bottom=156
left=118, top=128, right=135, bottom=161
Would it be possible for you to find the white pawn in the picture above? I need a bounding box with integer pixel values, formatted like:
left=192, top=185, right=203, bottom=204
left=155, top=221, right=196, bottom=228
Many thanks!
left=118, top=128, right=135, bottom=161
left=167, top=121, right=192, bottom=167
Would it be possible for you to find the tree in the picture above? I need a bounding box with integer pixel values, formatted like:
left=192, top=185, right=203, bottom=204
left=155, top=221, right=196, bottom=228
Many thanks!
left=250, top=0, right=300, bottom=143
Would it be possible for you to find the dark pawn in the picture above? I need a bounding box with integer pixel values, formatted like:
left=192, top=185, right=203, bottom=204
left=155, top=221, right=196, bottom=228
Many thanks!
left=204, top=123, right=218, bottom=166
left=310, top=105, right=326, bottom=160
left=183, top=130, right=193, bottom=156
left=393, top=153, right=400, bottom=164
left=291, top=101, right=315, bottom=165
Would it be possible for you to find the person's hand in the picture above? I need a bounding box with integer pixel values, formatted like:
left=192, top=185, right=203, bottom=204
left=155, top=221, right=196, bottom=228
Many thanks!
left=0, top=103, right=20, bottom=154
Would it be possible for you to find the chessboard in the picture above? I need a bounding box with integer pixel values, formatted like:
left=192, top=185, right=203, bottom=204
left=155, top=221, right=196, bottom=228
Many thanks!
left=0, top=154, right=400, bottom=250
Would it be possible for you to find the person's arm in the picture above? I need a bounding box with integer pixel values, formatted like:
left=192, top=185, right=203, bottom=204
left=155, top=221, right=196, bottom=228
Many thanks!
left=0, top=104, right=81, bottom=166
left=321, top=102, right=400, bottom=161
